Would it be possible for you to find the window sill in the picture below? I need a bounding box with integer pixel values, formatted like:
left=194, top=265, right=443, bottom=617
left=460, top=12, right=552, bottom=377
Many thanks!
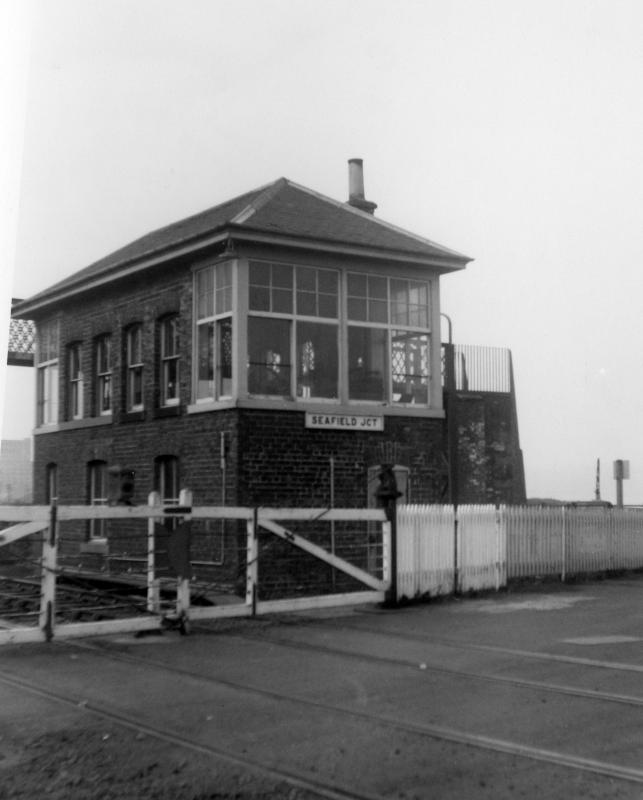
left=80, top=539, right=108, bottom=555
left=187, top=399, right=236, bottom=414
left=186, top=396, right=445, bottom=419
left=34, top=416, right=113, bottom=434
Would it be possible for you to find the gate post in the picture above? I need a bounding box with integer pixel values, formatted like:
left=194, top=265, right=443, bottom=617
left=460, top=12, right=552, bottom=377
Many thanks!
left=246, top=509, right=258, bottom=616
left=39, top=501, right=58, bottom=642
left=376, top=465, right=402, bottom=606
left=147, top=492, right=162, bottom=612
left=175, top=489, right=193, bottom=631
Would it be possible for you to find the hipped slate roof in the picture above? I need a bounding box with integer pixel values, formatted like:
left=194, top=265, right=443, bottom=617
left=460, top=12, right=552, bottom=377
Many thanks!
left=14, top=178, right=471, bottom=316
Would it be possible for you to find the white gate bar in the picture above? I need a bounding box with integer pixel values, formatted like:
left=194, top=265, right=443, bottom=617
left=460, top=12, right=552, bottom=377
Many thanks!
left=0, top=506, right=51, bottom=522
left=259, top=518, right=387, bottom=592
left=0, top=521, right=48, bottom=546
left=0, top=627, right=47, bottom=645
left=258, top=508, right=387, bottom=522
left=257, top=591, right=385, bottom=614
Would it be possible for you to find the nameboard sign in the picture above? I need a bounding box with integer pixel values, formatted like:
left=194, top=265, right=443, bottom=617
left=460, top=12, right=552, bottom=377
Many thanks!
left=305, top=412, right=384, bottom=432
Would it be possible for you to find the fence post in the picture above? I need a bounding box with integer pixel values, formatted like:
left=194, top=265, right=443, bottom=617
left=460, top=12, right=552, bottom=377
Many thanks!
left=147, top=492, right=161, bottom=613
left=561, top=505, right=567, bottom=583
left=381, top=517, right=392, bottom=594
left=495, top=506, right=502, bottom=591
left=376, top=465, right=401, bottom=605
left=175, top=489, right=193, bottom=630
left=39, top=501, right=58, bottom=642
left=246, top=508, right=258, bottom=615
left=453, top=509, right=460, bottom=594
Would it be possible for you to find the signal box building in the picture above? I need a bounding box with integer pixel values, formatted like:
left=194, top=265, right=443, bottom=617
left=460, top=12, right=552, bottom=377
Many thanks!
left=12, top=161, right=525, bottom=578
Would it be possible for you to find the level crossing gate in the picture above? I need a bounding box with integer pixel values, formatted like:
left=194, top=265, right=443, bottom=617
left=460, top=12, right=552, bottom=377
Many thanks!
left=0, top=495, right=390, bottom=644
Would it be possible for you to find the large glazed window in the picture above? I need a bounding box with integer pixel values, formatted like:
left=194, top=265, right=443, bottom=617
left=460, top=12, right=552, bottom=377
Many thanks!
left=195, top=262, right=233, bottom=401
left=347, top=273, right=431, bottom=405
left=36, top=320, right=59, bottom=426
left=248, top=261, right=339, bottom=400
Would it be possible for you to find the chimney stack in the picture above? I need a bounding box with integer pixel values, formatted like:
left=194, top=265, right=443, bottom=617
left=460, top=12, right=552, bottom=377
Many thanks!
left=347, top=158, right=377, bottom=215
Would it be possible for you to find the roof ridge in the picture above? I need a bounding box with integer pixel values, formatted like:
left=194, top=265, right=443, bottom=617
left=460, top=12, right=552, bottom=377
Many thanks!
left=229, top=177, right=288, bottom=225
left=282, top=179, right=471, bottom=261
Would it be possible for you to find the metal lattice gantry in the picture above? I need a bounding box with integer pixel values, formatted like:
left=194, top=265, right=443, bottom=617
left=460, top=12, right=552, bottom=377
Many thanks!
left=8, top=301, right=35, bottom=367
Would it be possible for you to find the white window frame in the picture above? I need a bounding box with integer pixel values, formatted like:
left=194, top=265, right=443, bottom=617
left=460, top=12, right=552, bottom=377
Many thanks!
left=194, top=263, right=233, bottom=402
left=88, top=460, right=108, bottom=540
left=67, top=342, right=83, bottom=420
left=160, top=316, right=180, bottom=406
left=36, top=320, right=59, bottom=427
left=247, top=261, right=340, bottom=401
left=95, top=334, right=112, bottom=416
left=347, top=272, right=432, bottom=407
left=126, top=324, right=144, bottom=412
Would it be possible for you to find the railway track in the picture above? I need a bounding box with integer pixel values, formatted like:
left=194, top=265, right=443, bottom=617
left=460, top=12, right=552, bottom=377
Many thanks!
left=0, top=575, right=151, bottom=625
left=12, top=624, right=641, bottom=790
left=3, top=592, right=643, bottom=796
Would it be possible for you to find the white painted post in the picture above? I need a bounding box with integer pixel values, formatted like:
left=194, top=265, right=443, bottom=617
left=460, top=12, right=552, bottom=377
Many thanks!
left=561, top=505, right=567, bottom=583
left=381, top=519, right=392, bottom=593
left=175, top=489, right=193, bottom=623
left=495, top=507, right=501, bottom=592
left=246, top=509, right=258, bottom=615
left=147, top=491, right=161, bottom=613
left=39, top=502, right=58, bottom=641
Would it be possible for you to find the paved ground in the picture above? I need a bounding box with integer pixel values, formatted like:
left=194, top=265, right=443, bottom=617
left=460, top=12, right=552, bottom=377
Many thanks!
left=1, top=575, right=643, bottom=798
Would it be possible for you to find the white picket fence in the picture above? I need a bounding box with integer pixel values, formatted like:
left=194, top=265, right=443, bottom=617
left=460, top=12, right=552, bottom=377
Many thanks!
left=396, top=504, right=643, bottom=600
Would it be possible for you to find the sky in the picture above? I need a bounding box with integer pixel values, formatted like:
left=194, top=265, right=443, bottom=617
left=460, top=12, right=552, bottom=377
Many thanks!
left=1, top=0, right=642, bottom=503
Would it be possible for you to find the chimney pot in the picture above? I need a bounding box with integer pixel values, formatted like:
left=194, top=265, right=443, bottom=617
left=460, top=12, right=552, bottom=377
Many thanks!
left=347, top=158, right=377, bottom=215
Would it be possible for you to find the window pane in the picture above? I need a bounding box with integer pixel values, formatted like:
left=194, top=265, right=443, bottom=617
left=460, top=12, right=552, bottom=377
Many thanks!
left=197, top=322, right=214, bottom=399
left=272, top=264, right=292, bottom=288
left=215, top=262, right=233, bottom=314
left=248, top=317, right=291, bottom=396
left=296, top=266, right=316, bottom=291
left=348, top=327, right=387, bottom=401
left=369, top=276, right=387, bottom=299
left=318, top=293, right=338, bottom=318
left=272, top=288, right=292, bottom=313
left=164, top=359, right=179, bottom=401
left=317, top=269, right=337, bottom=295
left=296, top=322, right=338, bottom=399
left=217, top=318, right=233, bottom=397
left=347, top=297, right=367, bottom=321
left=347, top=273, right=367, bottom=296
left=391, top=331, right=429, bottom=404
left=163, top=318, right=178, bottom=356
left=296, top=291, right=317, bottom=316
left=131, top=367, right=143, bottom=407
left=369, top=299, right=388, bottom=323
left=249, top=262, right=270, bottom=286
left=196, top=268, right=214, bottom=318
left=100, top=375, right=111, bottom=412
left=249, top=285, right=270, bottom=311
